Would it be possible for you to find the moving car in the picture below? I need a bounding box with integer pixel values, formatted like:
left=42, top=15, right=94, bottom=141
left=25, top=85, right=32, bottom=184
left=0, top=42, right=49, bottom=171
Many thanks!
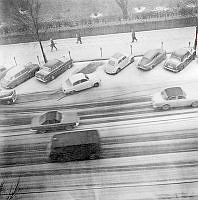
left=1, top=63, right=39, bottom=89
left=152, top=86, right=198, bottom=110
left=35, top=58, right=73, bottom=83
left=0, top=66, right=7, bottom=80
left=31, top=110, right=80, bottom=133
left=105, top=52, right=134, bottom=74
left=164, top=47, right=195, bottom=72
left=0, top=89, right=17, bottom=104
left=137, top=49, right=166, bottom=70
left=62, top=73, right=101, bottom=94
left=49, top=129, right=101, bottom=162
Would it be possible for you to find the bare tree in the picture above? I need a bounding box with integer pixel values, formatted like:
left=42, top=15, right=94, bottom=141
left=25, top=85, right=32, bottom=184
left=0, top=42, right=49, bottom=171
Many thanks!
left=115, top=0, right=129, bottom=19
left=0, top=177, right=20, bottom=200
left=8, top=0, right=47, bottom=63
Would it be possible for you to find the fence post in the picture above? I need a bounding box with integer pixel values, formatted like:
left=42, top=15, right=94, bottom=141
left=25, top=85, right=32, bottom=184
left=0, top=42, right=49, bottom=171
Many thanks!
left=161, top=42, right=164, bottom=50
left=14, top=57, right=17, bottom=66
left=130, top=44, right=133, bottom=55
left=37, top=56, right=40, bottom=65
left=68, top=51, right=71, bottom=60
left=100, top=47, right=102, bottom=58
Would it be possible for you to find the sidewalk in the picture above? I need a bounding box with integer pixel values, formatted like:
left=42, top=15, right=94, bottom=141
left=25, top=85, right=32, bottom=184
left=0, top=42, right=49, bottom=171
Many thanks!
left=0, top=26, right=196, bottom=67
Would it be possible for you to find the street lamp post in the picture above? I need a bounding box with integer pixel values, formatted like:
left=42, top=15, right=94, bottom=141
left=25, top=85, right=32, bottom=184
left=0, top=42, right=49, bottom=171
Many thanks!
left=194, top=26, right=198, bottom=56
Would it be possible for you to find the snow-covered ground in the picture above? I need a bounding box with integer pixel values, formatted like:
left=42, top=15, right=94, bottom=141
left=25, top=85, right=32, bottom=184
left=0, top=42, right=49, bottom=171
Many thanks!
left=0, top=26, right=197, bottom=95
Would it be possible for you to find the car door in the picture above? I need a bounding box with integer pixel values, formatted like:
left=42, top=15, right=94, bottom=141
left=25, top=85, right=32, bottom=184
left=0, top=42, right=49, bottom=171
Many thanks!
left=167, top=96, right=178, bottom=107
left=120, top=56, right=128, bottom=69
left=177, top=95, right=188, bottom=107
left=79, top=78, right=90, bottom=90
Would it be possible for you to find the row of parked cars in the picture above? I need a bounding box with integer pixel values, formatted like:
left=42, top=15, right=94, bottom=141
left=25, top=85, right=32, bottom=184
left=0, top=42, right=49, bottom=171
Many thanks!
left=105, top=46, right=195, bottom=74
left=0, top=46, right=196, bottom=106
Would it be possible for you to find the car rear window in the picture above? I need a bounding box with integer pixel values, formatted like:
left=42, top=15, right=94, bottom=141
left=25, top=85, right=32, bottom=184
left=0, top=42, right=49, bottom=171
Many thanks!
left=108, top=60, right=116, bottom=66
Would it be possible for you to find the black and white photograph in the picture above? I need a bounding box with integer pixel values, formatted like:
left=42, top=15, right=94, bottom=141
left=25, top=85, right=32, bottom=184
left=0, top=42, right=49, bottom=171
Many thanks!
left=0, top=0, right=198, bottom=199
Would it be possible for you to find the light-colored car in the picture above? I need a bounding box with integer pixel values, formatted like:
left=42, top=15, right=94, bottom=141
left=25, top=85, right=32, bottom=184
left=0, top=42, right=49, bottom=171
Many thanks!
left=62, top=73, right=101, bottom=94
left=105, top=52, right=134, bottom=74
left=138, top=49, right=166, bottom=70
left=1, top=63, right=39, bottom=89
left=0, top=89, right=17, bottom=105
left=164, top=47, right=195, bottom=72
left=35, top=58, right=73, bottom=83
left=31, top=110, right=80, bottom=133
left=152, top=86, right=198, bottom=110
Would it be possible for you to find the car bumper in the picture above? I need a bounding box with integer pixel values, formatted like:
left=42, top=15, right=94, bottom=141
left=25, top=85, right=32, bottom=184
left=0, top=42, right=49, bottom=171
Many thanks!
left=35, top=76, right=48, bottom=83
left=164, top=66, right=179, bottom=73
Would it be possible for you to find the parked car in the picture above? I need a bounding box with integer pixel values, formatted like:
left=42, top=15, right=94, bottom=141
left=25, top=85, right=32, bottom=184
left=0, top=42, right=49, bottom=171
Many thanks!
left=0, top=89, right=17, bottom=105
left=62, top=73, right=101, bottom=94
left=49, top=129, right=101, bottom=162
left=105, top=52, right=134, bottom=74
left=0, top=66, right=7, bottom=80
left=35, top=58, right=73, bottom=83
left=31, top=110, right=80, bottom=133
left=1, top=63, right=40, bottom=89
left=164, top=47, right=195, bottom=72
left=137, top=49, right=166, bottom=70
left=152, top=86, right=198, bottom=110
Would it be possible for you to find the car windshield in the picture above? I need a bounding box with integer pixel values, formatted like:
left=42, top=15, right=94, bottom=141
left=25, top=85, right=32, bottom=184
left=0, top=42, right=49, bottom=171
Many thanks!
left=141, top=57, right=150, bottom=64
left=161, top=91, right=167, bottom=100
left=170, top=53, right=182, bottom=61
left=108, top=60, right=115, bottom=66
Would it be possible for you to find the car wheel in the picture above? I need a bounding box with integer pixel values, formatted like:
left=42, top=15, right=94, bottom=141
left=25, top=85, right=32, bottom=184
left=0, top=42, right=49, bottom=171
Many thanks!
left=69, top=90, right=75, bottom=95
left=89, top=154, right=97, bottom=160
left=116, top=68, right=121, bottom=74
left=94, top=82, right=99, bottom=87
left=192, top=101, right=198, bottom=108
left=7, top=100, right=11, bottom=105
left=162, top=104, right=170, bottom=111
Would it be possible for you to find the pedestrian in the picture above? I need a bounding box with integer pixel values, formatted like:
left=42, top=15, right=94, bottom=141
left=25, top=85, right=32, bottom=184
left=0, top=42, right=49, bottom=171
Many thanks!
left=50, top=38, right=57, bottom=51
left=76, top=33, right=82, bottom=44
left=131, top=29, right=138, bottom=43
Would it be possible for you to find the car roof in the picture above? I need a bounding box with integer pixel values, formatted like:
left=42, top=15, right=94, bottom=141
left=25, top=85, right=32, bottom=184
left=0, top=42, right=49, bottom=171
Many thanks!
left=111, top=52, right=125, bottom=60
left=144, top=49, right=162, bottom=59
left=43, top=59, right=63, bottom=68
left=69, top=73, right=85, bottom=84
left=172, top=48, right=190, bottom=58
left=3, top=65, right=23, bottom=80
left=51, top=130, right=99, bottom=147
left=164, top=87, right=184, bottom=97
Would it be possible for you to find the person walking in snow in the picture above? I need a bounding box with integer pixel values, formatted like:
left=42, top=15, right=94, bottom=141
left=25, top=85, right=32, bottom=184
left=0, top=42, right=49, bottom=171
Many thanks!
left=50, top=38, right=57, bottom=51
left=76, top=33, right=82, bottom=44
left=131, top=29, right=138, bottom=43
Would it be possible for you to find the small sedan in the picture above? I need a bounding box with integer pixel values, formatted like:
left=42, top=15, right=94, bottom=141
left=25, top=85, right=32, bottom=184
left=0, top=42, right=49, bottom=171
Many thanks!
left=31, top=110, right=80, bottom=133
left=1, top=63, right=40, bottom=89
left=164, top=47, right=195, bottom=72
left=138, top=49, right=166, bottom=70
left=152, top=86, right=198, bottom=110
left=35, top=58, right=73, bottom=83
left=0, top=89, right=17, bottom=105
left=62, top=73, right=101, bottom=94
left=105, top=52, right=134, bottom=75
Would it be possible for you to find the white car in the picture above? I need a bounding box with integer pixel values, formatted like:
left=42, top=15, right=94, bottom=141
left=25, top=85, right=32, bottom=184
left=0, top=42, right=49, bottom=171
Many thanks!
left=152, top=86, right=198, bottom=110
left=62, top=73, right=101, bottom=94
left=105, top=52, right=134, bottom=74
left=0, top=89, right=17, bottom=105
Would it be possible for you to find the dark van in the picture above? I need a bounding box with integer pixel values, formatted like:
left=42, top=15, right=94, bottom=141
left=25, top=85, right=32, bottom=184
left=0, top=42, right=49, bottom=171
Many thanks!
left=49, top=130, right=101, bottom=162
